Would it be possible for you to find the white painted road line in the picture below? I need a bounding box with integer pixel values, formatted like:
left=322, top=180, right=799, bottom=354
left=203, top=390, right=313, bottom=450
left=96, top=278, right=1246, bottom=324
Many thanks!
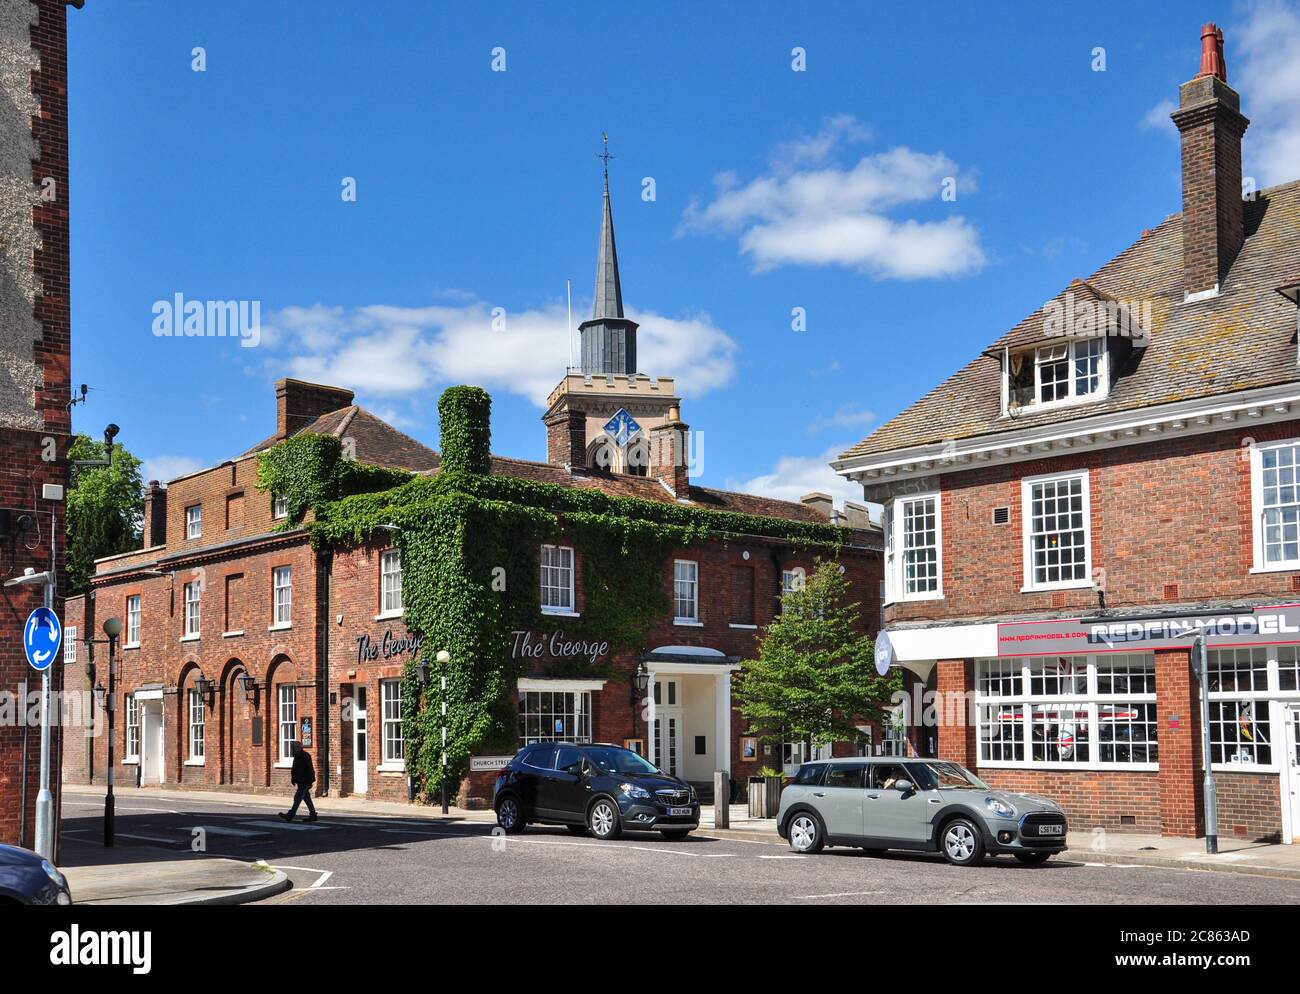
left=245, top=819, right=327, bottom=831
left=195, top=825, right=271, bottom=838
left=115, top=833, right=178, bottom=845
left=501, top=837, right=735, bottom=858
left=795, top=890, right=887, bottom=900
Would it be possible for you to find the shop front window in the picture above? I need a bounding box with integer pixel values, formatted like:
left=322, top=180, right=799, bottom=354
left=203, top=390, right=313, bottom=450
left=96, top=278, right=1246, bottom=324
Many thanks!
left=518, top=690, right=591, bottom=745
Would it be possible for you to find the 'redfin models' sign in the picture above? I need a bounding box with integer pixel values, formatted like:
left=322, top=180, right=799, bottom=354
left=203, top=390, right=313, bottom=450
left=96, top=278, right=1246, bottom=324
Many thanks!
left=997, top=605, right=1300, bottom=658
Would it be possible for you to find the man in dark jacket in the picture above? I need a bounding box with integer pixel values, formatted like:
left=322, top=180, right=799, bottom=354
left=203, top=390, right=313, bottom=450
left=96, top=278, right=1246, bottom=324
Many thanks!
left=280, top=741, right=318, bottom=822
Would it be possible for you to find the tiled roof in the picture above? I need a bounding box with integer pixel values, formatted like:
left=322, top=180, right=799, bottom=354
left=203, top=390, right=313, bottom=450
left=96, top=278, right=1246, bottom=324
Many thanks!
left=469, top=456, right=834, bottom=525
left=245, top=406, right=440, bottom=472
left=839, top=179, right=1300, bottom=461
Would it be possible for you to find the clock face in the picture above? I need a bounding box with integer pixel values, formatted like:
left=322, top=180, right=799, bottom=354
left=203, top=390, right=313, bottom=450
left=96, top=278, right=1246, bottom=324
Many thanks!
left=603, top=408, right=642, bottom=446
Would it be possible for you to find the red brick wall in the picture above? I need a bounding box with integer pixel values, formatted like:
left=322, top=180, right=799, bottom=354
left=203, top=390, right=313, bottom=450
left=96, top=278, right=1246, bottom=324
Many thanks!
left=0, top=0, right=73, bottom=851
left=982, top=768, right=1163, bottom=834
left=886, top=421, right=1300, bottom=626
left=1214, top=771, right=1282, bottom=843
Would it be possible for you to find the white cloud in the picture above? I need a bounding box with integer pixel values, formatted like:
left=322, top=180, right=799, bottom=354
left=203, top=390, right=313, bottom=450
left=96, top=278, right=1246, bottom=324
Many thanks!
left=141, top=455, right=204, bottom=485
left=1139, top=98, right=1177, bottom=135
left=807, top=403, right=875, bottom=434
left=728, top=446, right=870, bottom=512
left=1237, top=0, right=1300, bottom=187
left=682, top=119, right=985, bottom=279
left=260, top=298, right=738, bottom=408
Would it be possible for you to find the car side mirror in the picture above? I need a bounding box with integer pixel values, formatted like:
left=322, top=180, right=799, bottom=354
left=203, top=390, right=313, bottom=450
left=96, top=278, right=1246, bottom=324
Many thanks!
left=895, top=780, right=914, bottom=794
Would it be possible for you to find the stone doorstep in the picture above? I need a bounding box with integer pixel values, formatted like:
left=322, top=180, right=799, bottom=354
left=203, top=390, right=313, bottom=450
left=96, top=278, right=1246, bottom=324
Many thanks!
left=62, top=858, right=290, bottom=906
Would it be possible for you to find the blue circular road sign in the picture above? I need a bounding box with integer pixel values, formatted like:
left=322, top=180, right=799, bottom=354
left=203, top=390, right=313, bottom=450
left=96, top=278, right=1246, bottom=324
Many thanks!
left=23, top=607, right=62, bottom=672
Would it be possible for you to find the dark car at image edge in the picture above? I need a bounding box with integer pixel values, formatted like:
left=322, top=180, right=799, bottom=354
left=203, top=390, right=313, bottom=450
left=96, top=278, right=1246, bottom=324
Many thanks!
left=494, top=742, right=700, bottom=841
left=0, top=844, right=73, bottom=905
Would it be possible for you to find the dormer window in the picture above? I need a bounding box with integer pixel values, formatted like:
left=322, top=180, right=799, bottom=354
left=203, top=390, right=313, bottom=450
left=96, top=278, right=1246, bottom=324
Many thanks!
left=1008, top=337, right=1109, bottom=414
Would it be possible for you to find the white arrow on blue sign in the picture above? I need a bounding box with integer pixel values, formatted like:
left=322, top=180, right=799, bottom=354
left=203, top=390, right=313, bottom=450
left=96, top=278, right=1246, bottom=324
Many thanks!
left=24, top=607, right=62, bottom=672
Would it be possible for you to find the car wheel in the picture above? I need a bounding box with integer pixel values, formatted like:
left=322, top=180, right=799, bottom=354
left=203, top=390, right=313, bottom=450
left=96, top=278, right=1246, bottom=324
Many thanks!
left=940, top=817, right=985, bottom=866
left=787, top=812, right=824, bottom=854
left=495, top=795, right=525, bottom=834
left=1015, top=851, right=1051, bottom=866
left=565, top=824, right=589, bottom=836
left=660, top=829, right=691, bottom=841
left=588, top=797, right=622, bottom=840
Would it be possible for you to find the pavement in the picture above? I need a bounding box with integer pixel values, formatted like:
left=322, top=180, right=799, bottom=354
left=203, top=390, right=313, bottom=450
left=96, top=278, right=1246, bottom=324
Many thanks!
left=54, top=784, right=1300, bottom=903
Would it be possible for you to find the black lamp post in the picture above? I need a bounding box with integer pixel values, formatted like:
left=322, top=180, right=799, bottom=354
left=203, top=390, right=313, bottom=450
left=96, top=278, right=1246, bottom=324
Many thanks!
left=631, top=661, right=650, bottom=755
left=100, top=616, right=122, bottom=847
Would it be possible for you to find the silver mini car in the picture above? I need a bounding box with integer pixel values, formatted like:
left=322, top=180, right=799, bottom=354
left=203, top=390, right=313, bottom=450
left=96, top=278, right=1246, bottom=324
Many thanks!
left=776, top=757, right=1068, bottom=866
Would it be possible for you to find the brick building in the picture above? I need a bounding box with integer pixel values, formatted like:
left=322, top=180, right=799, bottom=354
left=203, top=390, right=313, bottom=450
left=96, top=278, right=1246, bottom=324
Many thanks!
left=834, top=24, right=1300, bottom=843
left=64, top=171, right=884, bottom=808
left=0, top=0, right=79, bottom=852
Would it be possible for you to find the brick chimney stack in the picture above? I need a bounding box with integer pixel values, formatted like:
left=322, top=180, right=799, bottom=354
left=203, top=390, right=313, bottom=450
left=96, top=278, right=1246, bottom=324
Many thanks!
left=544, top=408, right=587, bottom=468
left=1171, top=22, right=1249, bottom=299
left=275, top=378, right=355, bottom=440
left=142, top=480, right=167, bottom=547
left=649, top=405, right=690, bottom=496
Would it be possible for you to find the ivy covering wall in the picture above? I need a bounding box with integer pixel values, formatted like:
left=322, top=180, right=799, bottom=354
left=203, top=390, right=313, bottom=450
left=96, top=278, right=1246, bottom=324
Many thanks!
left=257, top=385, right=849, bottom=803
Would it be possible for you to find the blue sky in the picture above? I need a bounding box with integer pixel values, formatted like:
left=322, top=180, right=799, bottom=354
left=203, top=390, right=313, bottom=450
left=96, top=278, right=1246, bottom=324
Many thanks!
left=65, top=1, right=1300, bottom=505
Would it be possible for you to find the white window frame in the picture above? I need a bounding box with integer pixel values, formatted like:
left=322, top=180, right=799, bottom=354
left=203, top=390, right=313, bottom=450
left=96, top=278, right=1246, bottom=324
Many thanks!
left=125, top=694, right=140, bottom=762
left=883, top=492, right=943, bottom=604
left=187, top=688, right=205, bottom=763
left=272, top=492, right=289, bottom=520
left=278, top=685, right=297, bottom=764
left=1021, top=469, right=1093, bottom=592
left=539, top=544, right=577, bottom=616
left=518, top=689, right=593, bottom=746
left=379, top=550, right=403, bottom=617
left=125, top=595, right=141, bottom=648
left=185, top=503, right=202, bottom=539
left=673, top=559, right=700, bottom=624
left=272, top=566, right=292, bottom=628
left=380, top=678, right=404, bottom=768
left=1250, top=437, right=1300, bottom=573
left=1023, top=337, right=1109, bottom=413
left=780, top=567, right=806, bottom=613
left=64, top=626, right=77, bottom=664
left=974, top=654, right=1159, bottom=772
left=183, top=580, right=201, bottom=638
left=1205, top=646, right=1300, bottom=772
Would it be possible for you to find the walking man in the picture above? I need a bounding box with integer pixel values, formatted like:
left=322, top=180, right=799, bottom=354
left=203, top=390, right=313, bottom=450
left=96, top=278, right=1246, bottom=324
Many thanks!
left=280, top=741, right=318, bottom=822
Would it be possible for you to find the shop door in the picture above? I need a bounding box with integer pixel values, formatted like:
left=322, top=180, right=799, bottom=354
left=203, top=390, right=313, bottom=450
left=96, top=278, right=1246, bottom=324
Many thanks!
left=353, top=686, right=369, bottom=795
left=140, top=701, right=164, bottom=785
left=1287, top=705, right=1300, bottom=843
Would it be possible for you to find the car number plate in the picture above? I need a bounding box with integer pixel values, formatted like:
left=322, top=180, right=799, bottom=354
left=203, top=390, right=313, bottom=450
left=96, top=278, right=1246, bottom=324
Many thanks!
left=1038, top=824, right=1064, bottom=836
left=668, top=806, right=692, bottom=816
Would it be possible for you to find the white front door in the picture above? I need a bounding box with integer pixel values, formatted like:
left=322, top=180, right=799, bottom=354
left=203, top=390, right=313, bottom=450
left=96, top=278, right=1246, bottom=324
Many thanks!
left=1286, top=705, right=1300, bottom=844
left=139, top=701, right=163, bottom=785
left=353, top=685, right=369, bottom=795
left=652, top=678, right=684, bottom=778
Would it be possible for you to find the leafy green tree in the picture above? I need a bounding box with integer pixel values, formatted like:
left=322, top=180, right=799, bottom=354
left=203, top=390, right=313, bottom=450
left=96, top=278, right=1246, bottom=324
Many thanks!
left=66, top=434, right=144, bottom=594
left=734, top=559, right=900, bottom=758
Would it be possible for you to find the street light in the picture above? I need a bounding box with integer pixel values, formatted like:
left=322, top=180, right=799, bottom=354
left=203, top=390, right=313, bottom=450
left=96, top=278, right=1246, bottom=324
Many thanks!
left=631, top=661, right=650, bottom=753
left=100, top=616, right=122, bottom=847
left=239, top=672, right=259, bottom=707
left=436, top=649, right=450, bottom=815
left=4, top=568, right=56, bottom=859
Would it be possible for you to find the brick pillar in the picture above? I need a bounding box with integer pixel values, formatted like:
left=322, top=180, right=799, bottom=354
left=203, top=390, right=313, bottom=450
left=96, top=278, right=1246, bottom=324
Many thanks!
left=936, top=659, right=976, bottom=767
left=1155, top=647, right=1204, bottom=837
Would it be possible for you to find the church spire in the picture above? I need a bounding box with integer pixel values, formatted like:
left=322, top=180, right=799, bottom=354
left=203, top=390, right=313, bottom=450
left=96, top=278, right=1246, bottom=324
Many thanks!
left=578, top=134, right=638, bottom=375
left=593, top=152, right=625, bottom=320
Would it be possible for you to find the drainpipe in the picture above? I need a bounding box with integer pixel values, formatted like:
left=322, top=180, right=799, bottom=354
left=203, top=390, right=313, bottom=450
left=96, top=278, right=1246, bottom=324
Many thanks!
left=317, top=550, right=332, bottom=796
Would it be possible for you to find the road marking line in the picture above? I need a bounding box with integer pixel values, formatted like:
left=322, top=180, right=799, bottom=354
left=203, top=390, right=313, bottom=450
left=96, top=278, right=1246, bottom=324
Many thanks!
left=245, top=819, right=327, bottom=831
left=500, top=837, right=734, bottom=858
left=115, top=833, right=177, bottom=845
left=795, top=890, right=887, bottom=900
left=194, top=825, right=271, bottom=838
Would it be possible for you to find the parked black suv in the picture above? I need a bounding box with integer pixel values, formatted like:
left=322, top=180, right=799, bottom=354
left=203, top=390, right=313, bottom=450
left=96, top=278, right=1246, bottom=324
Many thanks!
left=494, top=742, right=700, bottom=840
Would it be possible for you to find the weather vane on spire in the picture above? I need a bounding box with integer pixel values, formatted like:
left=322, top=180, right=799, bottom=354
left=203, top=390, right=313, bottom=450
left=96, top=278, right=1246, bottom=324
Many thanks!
left=598, top=132, right=615, bottom=179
